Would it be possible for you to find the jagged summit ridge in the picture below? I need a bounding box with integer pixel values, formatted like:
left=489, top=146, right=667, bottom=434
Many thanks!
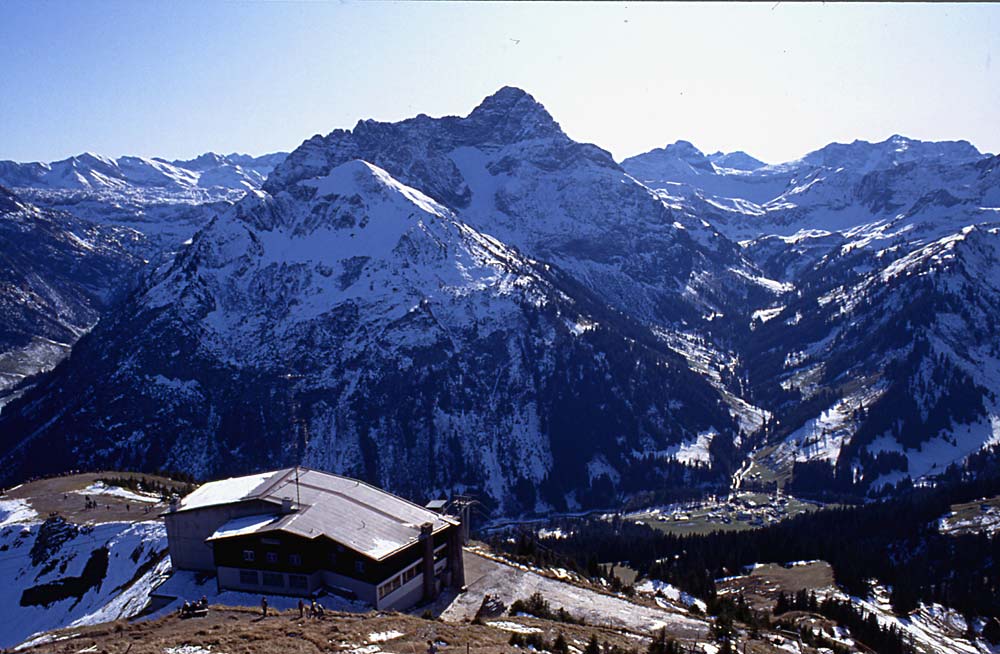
left=263, top=86, right=615, bottom=201
left=799, top=134, right=983, bottom=172
left=463, top=85, right=563, bottom=143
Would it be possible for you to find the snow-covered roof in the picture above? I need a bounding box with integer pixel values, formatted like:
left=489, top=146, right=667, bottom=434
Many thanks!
left=173, top=471, right=279, bottom=513
left=178, top=468, right=458, bottom=561
left=206, top=513, right=284, bottom=541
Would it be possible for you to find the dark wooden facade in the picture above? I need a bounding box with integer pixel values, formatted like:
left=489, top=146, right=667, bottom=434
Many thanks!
left=211, top=525, right=453, bottom=586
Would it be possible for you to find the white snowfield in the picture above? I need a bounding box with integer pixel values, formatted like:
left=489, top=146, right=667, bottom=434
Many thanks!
left=485, top=621, right=544, bottom=634
left=440, top=549, right=708, bottom=639
left=367, top=630, right=405, bottom=643
left=634, top=579, right=708, bottom=613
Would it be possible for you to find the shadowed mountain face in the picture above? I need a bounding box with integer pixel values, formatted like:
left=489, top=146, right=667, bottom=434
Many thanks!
left=0, top=186, right=141, bottom=392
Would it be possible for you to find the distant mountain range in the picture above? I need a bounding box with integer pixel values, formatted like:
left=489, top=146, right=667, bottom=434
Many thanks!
left=0, top=151, right=287, bottom=389
left=1, top=87, right=997, bottom=514
left=0, top=151, right=286, bottom=193
left=0, top=150, right=288, bottom=263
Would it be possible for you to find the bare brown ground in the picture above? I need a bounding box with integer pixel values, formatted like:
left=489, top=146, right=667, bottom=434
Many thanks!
left=17, top=606, right=833, bottom=654
left=18, top=607, right=675, bottom=654
left=4, top=472, right=186, bottom=524
left=717, top=562, right=836, bottom=612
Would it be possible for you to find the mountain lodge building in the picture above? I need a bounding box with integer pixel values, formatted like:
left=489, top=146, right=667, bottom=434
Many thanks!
left=163, top=467, right=464, bottom=611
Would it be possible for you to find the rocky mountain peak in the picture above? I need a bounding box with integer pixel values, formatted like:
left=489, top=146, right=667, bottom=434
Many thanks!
left=463, top=86, right=561, bottom=141
left=264, top=87, right=595, bottom=202
left=802, top=135, right=983, bottom=172
left=171, top=152, right=229, bottom=170
left=708, top=150, right=766, bottom=171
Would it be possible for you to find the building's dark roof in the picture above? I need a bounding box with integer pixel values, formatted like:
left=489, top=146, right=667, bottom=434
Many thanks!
left=181, top=468, right=457, bottom=561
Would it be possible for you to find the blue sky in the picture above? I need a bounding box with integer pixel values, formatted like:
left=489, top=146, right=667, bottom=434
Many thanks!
left=1, top=2, right=998, bottom=164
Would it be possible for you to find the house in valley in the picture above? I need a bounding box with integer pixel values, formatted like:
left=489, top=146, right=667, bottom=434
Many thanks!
left=163, top=467, right=464, bottom=610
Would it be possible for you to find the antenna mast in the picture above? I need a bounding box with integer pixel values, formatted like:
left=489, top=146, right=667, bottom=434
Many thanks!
left=285, top=370, right=306, bottom=509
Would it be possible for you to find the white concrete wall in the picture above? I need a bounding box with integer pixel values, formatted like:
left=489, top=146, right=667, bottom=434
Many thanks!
left=165, top=500, right=277, bottom=572
left=320, top=569, right=378, bottom=605
left=374, top=549, right=449, bottom=610
left=217, top=566, right=320, bottom=597
left=377, top=574, right=426, bottom=611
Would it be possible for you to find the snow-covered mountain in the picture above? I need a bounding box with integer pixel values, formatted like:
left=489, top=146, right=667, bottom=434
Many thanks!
left=0, top=103, right=747, bottom=512
left=622, top=140, right=794, bottom=205
left=625, top=136, right=999, bottom=493
left=0, top=88, right=997, bottom=507
left=0, top=186, right=141, bottom=395
left=0, top=152, right=286, bottom=406
left=0, top=151, right=284, bottom=193
left=707, top=150, right=765, bottom=172
left=265, top=87, right=778, bottom=329
left=624, top=135, right=991, bottom=244
left=748, top=225, right=1000, bottom=493
left=0, top=151, right=288, bottom=261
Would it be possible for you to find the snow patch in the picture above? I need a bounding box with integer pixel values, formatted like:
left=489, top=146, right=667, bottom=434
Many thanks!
left=73, top=482, right=162, bottom=504
left=368, top=631, right=405, bottom=643
left=0, top=499, right=39, bottom=527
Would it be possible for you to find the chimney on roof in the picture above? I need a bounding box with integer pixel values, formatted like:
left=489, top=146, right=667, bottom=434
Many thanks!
left=281, top=497, right=294, bottom=514
left=168, top=496, right=179, bottom=512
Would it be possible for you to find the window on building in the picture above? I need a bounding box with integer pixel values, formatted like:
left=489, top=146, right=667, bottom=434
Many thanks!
left=378, top=574, right=404, bottom=600
left=262, top=572, right=284, bottom=587
left=355, top=560, right=365, bottom=574
left=266, top=552, right=279, bottom=564
left=402, top=565, right=419, bottom=583
left=289, top=574, right=308, bottom=590
left=289, top=553, right=302, bottom=566
left=239, top=570, right=258, bottom=585
left=242, top=549, right=255, bottom=562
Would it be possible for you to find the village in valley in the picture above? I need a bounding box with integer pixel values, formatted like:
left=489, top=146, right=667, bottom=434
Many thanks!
left=625, top=491, right=825, bottom=536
